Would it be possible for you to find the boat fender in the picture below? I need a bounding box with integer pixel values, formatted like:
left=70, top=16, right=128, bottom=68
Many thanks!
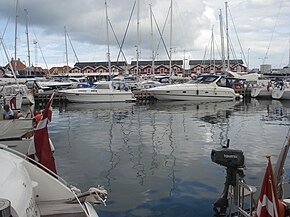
left=196, top=89, right=199, bottom=95
left=0, top=199, right=11, bottom=217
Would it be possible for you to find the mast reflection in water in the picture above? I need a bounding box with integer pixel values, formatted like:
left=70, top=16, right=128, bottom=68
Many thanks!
left=48, top=99, right=290, bottom=217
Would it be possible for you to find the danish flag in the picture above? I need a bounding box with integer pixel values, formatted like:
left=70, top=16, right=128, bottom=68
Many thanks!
left=28, top=93, right=57, bottom=174
left=254, top=157, right=284, bottom=217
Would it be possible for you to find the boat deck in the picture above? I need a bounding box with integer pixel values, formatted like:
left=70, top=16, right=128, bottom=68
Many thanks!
left=38, top=200, right=88, bottom=217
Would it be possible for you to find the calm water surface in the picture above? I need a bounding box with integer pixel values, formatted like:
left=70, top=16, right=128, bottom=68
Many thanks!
left=47, top=99, right=290, bottom=217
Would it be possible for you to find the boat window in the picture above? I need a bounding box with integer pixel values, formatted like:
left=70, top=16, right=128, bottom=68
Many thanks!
left=187, top=76, right=218, bottom=84
left=95, top=83, right=110, bottom=89
left=216, top=78, right=227, bottom=87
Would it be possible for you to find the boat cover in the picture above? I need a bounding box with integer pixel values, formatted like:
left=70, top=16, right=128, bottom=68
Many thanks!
left=0, top=119, right=33, bottom=140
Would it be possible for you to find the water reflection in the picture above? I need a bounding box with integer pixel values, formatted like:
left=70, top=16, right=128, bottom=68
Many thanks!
left=46, top=99, right=290, bottom=217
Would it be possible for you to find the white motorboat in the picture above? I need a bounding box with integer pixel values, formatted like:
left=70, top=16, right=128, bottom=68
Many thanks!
left=147, top=74, right=240, bottom=102
left=0, top=145, right=107, bottom=217
left=272, top=80, right=290, bottom=100
left=250, top=80, right=273, bottom=99
left=60, top=80, right=135, bottom=103
left=0, top=84, right=34, bottom=106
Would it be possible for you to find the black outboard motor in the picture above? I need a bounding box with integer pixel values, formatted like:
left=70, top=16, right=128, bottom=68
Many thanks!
left=211, top=141, right=245, bottom=216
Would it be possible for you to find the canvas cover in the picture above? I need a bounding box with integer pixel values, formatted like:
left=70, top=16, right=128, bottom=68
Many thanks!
left=0, top=119, right=33, bottom=140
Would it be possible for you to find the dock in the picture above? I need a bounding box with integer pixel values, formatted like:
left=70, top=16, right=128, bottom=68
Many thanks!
left=133, top=90, right=157, bottom=105
left=234, top=87, right=251, bottom=98
left=34, top=92, right=67, bottom=105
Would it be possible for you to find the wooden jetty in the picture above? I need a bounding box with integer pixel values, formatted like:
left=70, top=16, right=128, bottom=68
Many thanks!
left=34, top=92, right=67, bottom=104
left=133, top=90, right=157, bottom=105
left=234, top=87, right=251, bottom=98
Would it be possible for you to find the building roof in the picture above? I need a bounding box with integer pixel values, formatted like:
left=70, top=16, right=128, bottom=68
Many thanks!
left=189, top=59, right=244, bottom=65
left=131, top=60, right=183, bottom=66
left=49, top=66, right=72, bottom=73
left=5, top=58, right=26, bottom=71
left=74, top=61, right=127, bottom=69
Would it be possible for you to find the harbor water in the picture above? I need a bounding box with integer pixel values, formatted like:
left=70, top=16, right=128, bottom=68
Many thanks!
left=46, top=99, right=290, bottom=217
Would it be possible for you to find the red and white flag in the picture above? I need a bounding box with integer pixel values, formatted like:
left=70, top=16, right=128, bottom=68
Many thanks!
left=255, top=157, right=282, bottom=217
left=28, top=93, right=57, bottom=174
left=9, top=95, right=17, bottom=109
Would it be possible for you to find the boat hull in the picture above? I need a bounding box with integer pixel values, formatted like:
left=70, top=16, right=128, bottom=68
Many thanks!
left=251, top=87, right=272, bottom=98
left=61, top=89, right=135, bottom=103
left=148, top=84, right=238, bottom=102
left=0, top=147, right=101, bottom=217
left=272, top=87, right=290, bottom=100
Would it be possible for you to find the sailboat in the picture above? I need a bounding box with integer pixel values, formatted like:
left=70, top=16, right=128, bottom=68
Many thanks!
left=272, top=35, right=290, bottom=100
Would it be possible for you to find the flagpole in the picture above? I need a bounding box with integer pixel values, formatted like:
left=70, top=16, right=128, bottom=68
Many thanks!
left=266, top=156, right=281, bottom=216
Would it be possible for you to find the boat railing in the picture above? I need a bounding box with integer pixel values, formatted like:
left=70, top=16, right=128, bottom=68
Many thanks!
left=229, top=178, right=256, bottom=217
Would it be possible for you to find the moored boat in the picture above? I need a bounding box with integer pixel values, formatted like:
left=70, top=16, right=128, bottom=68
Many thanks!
left=147, top=74, right=240, bottom=102
left=0, top=145, right=107, bottom=217
left=272, top=80, right=290, bottom=100
left=59, top=80, right=135, bottom=103
left=250, top=80, right=273, bottom=99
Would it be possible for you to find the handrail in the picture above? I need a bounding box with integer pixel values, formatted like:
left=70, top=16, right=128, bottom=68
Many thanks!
left=237, top=179, right=255, bottom=217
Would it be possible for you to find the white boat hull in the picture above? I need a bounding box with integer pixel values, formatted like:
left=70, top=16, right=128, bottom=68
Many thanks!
left=61, top=88, right=135, bottom=103
left=251, top=87, right=272, bottom=98
left=272, top=87, right=290, bottom=100
left=0, top=147, right=101, bottom=217
left=148, top=84, right=238, bottom=102
left=0, top=149, right=40, bottom=217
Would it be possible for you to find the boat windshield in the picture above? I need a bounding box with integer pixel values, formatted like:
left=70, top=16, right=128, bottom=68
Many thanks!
left=94, top=83, right=110, bottom=90
left=187, top=76, right=219, bottom=84
left=112, top=82, right=129, bottom=91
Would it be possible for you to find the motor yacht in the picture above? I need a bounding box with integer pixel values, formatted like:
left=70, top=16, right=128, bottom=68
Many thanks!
left=147, top=74, right=240, bottom=102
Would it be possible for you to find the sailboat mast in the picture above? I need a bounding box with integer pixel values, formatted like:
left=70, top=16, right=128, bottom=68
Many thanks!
left=64, top=26, right=69, bottom=74
left=169, top=0, right=173, bottom=77
left=25, top=9, right=31, bottom=75
left=211, top=26, right=215, bottom=74
left=14, top=0, right=19, bottom=72
left=219, top=9, right=225, bottom=74
left=225, top=2, right=230, bottom=72
left=136, top=0, right=140, bottom=77
left=105, top=0, right=111, bottom=78
left=150, top=4, right=155, bottom=75
left=288, top=31, right=290, bottom=68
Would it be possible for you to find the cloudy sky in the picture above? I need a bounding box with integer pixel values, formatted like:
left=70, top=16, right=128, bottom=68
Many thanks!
left=0, top=0, right=289, bottom=70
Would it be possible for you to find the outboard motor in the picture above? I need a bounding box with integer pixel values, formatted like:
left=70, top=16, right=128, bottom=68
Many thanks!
left=211, top=140, right=245, bottom=216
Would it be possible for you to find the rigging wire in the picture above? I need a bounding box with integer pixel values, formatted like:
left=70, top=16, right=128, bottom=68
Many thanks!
left=228, top=6, right=247, bottom=67
left=1, top=17, right=10, bottom=39
left=108, top=19, right=128, bottom=64
left=66, top=30, right=80, bottom=63
left=152, top=8, right=170, bottom=60
left=27, top=14, right=49, bottom=70
left=116, top=0, right=136, bottom=64
left=262, top=0, right=283, bottom=64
